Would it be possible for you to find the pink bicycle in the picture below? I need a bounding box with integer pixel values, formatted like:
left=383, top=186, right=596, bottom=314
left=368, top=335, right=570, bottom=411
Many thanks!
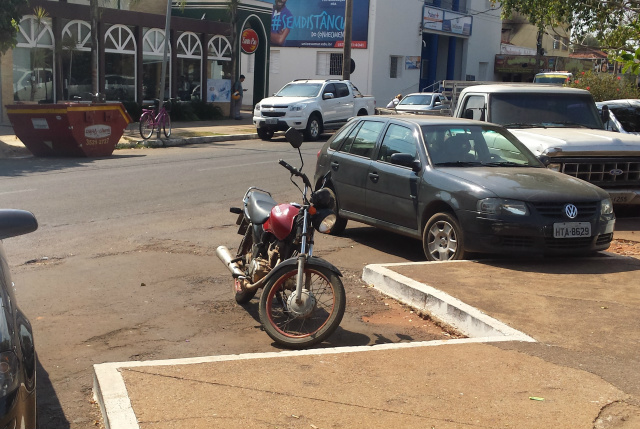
left=139, top=99, right=172, bottom=139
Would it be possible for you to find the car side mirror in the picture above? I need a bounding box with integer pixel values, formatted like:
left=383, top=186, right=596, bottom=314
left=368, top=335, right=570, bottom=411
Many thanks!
left=389, top=153, right=421, bottom=171
left=285, top=127, right=304, bottom=149
left=0, top=210, right=38, bottom=240
left=323, top=92, right=335, bottom=100
left=463, top=109, right=474, bottom=120
left=538, top=155, right=551, bottom=167
left=601, top=105, right=610, bottom=123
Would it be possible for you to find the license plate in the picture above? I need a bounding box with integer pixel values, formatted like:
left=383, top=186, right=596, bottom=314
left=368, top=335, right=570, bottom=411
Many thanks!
left=266, top=118, right=278, bottom=125
left=609, top=192, right=635, bottom=204
left=553, top=222, right=591, bottom=238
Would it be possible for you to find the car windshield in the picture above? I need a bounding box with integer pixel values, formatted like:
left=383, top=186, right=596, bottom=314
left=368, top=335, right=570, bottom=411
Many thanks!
left=610, top=105, right=640, bottom=132
left=490, top=93, right=603, bottom=129
left=399, top=94, right=433, bottom=106
left=275, top=83, right=323, bottom=97
left=422, top=124, right=543, bottom=167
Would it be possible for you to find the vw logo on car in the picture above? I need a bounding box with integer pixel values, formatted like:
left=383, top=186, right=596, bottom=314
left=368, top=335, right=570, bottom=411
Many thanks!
left=564, top=204, right=579, bottom=219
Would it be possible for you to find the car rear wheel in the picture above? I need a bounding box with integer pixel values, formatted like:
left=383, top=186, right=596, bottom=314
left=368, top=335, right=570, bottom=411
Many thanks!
left=325, top=187, right=347, bottom=235
left=304, top=114, right=322, bottom=141
left=423, top=212, right=465, bottom=261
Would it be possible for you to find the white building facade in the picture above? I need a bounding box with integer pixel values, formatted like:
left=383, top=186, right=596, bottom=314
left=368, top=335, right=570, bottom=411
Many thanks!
left=240, top=0, right=502, bottom=107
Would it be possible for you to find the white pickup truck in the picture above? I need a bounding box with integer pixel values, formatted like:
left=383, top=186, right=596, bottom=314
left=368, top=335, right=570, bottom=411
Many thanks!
left=253, top=79, right=375, bottom=141
left=451, top=83, right=640, bottom=207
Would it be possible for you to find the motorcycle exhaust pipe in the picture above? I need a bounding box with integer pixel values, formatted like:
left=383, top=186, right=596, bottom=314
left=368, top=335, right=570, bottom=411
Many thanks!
left=216, top=246, right=246, bottom=278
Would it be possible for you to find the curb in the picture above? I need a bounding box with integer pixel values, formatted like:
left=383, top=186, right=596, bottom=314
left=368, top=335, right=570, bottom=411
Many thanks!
left=362, top=261, right=537, bottom=342
left=118, top=133, right=259, bottom=149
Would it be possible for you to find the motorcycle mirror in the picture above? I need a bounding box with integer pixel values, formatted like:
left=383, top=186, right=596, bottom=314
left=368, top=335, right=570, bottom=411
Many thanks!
left=285, top=128, right=304, bottom=149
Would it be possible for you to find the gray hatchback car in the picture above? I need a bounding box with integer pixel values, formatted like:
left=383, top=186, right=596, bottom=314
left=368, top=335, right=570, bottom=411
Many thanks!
left=313, top=116, right=616, bottom=260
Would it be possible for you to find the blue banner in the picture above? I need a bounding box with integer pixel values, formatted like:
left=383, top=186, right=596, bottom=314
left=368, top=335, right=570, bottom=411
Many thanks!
left=268, top=0, right=370, bottom=48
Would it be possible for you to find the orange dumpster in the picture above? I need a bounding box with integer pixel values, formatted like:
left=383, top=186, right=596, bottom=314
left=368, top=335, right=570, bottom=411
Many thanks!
left=5, top=102, right=132, bottom=157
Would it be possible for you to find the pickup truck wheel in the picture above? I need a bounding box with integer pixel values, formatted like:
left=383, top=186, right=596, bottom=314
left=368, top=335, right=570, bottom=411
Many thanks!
left=257, top=128, right=274, bottom=141
left=304, top=114, right=322, bottom=141
left=357, top=109, right=368, bottom=116
left=423, top=213, right=465, bottom=261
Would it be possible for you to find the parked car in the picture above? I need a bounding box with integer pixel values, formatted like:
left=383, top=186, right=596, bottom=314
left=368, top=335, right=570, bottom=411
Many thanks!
left=0, top=210, right=38, bottom=428
left=533, top=72, right=573, bottom=84
left=596, top=99, right=640, bottom=135
left=314, top=115, right=615, bottom=261
left=394, top=92, right=448, bottom=113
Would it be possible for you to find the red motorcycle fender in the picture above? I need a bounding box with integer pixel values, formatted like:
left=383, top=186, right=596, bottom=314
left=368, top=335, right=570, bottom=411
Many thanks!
left=261, top=256, right=343, bottom=286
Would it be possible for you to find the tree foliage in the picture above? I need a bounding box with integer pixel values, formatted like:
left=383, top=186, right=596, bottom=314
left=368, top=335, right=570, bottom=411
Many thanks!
left=0, top=0, right=28, bottom=55
left=493, top=0, right=640, bottom=73
left=570, top=70, right=640, bottom=101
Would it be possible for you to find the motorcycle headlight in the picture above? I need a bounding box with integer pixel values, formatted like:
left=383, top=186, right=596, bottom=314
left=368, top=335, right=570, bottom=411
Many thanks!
left=312, top=209, right=336, bottom=234
left=601, top=198, right=613, bottom=215
left=477, top=198, right=529, bottom=216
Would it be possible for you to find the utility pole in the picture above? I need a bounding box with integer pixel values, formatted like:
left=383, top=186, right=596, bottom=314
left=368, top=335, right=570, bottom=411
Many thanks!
left=158, top=0, right=172, bottom=138
left=342, top=0, right=353, bottom=80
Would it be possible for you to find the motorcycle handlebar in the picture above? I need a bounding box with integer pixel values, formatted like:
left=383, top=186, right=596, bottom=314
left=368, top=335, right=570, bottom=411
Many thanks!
left=279, top=159, right=312, bottom=188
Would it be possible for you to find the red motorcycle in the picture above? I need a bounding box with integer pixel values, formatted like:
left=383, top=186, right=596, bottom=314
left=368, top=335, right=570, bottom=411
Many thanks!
left=216, top=129, right=346, bottom=349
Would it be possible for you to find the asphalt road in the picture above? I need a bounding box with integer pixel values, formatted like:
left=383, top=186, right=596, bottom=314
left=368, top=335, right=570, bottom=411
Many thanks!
left=1, top=139, right=451, bottom=428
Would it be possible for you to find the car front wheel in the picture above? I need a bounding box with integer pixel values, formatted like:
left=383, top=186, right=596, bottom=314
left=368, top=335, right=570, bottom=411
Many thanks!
left=423, top=212, right=465, bottom=261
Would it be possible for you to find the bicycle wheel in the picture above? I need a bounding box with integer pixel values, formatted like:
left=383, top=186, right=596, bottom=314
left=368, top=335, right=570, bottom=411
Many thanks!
left=163, top=114, right=172, bottom=138
left=139, top=112, right=154, bottom=139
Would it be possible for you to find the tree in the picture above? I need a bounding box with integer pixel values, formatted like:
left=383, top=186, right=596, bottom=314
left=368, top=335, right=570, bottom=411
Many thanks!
left=494, top=0, right=640, bottom=73
left=0, top=0, right=28, bottom=55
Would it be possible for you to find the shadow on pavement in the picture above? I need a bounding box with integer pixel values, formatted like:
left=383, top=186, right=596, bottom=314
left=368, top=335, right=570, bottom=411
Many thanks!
left=36, top=358, right=70, bottom=429
left=0, top=153, right=146, bottom=177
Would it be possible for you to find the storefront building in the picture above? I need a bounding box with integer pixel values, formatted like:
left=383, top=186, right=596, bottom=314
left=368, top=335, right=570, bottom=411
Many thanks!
left=248, top=0, right=501, bottom=107
left=0, top=0, right=271, bottom=123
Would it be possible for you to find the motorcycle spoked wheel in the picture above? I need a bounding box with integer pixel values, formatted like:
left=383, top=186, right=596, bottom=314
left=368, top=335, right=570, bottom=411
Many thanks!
left=259, top=265, right=346, bottom=349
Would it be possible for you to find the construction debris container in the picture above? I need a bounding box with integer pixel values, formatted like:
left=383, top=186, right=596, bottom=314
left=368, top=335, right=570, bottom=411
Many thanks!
left=5, top=103, right=132, bottom=157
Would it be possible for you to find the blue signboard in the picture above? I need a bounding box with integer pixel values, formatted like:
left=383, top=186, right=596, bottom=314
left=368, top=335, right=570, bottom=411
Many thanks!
left=268, top=0, right=370, bottom=48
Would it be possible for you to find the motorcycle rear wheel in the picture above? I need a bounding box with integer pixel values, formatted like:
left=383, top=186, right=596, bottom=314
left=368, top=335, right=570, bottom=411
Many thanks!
left=259, top=265, right=345, bottom=349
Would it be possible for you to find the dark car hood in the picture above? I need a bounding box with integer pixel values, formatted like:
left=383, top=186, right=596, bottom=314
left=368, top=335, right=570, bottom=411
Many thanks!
left=439, top=166, right=608, bottom=202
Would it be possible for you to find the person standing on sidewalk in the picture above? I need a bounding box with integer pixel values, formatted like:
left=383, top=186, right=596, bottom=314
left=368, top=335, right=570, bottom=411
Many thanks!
left=232, top=75, right=246, bottom=120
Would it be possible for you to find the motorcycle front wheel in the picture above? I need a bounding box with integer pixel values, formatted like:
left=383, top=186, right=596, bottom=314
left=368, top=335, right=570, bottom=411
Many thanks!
left=259, top=265, right=345, bottom=349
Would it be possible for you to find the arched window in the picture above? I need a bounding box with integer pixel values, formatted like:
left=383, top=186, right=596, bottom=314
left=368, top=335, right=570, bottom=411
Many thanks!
left=61, top=20, right=92, bottom=100
left=208, top=35, right=232, bottom=81
left=104, top=24, right=136, bottom=101
left=142, top=28, right=171, bottom=100
left=176, top=32, right=202, bottom=100
left=13, top=15, right=55, bottom=102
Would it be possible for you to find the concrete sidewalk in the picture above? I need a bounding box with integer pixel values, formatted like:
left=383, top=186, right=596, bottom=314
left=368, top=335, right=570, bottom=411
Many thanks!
left=0, top=110, right=258, bottom=159
left=93, top=246, right=640, bottom=429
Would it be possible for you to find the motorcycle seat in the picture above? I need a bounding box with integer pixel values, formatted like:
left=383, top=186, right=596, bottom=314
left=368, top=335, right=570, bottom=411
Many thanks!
left=246, top=190, right=277, bottom=224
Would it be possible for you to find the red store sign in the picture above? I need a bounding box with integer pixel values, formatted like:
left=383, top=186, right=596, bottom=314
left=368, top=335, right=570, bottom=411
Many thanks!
left=241, top=29, right=259, bottom=54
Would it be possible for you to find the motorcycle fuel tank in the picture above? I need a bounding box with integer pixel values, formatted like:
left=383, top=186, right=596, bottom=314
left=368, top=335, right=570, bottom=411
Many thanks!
left=264, top=203, right=299, bottom=240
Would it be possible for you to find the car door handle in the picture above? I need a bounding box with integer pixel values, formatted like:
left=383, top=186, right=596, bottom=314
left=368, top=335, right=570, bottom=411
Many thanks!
left=330, top=161, right=339, bottom=171
left=369, top=172, right=379, bottom=183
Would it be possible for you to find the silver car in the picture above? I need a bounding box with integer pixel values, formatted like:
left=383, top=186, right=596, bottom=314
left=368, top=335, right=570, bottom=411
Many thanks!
left=596, top=99, right=640, bottom=135
left=394, top=93, right=448, bottom=113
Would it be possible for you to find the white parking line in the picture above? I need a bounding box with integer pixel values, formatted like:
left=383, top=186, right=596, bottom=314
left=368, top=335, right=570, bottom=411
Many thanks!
left=93, top=260, right=536, bottom=429
left=0, top=189, right=37, bottom=196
